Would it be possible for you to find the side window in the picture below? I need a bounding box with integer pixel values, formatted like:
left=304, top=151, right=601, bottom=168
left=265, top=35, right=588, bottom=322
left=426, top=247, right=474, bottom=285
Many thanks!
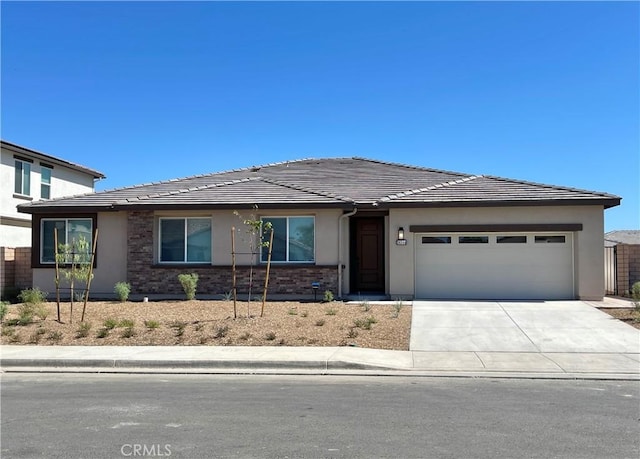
left=41, top=218, right=93, bottom=263
left=159, top=218, right=212, bottom=263
left=41, top=166, right=52, bottom=199
left=15, top=159, right=31, bottom=195
left=261, top=216, right=315, bottom=262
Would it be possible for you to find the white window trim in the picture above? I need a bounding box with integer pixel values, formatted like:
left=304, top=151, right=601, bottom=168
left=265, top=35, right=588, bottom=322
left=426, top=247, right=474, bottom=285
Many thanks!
left=40, top=218, right=93, bottom=264
left=260, top=216, right=316, bottom=263
left=158, top=217, right=212, bottom=264
left=15, top=159, right=31, bottom=196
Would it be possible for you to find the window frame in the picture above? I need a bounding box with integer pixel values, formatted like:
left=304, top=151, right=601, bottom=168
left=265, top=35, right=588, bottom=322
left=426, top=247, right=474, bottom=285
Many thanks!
left=14, top=159, right=31, bottom=196
left=158, top=217, right=212, bottom=264
left=40, top=165, right=52, bottom=199
left=260, top=216, right=316, bottom=263
left=39, top=217, right=94, bottom=264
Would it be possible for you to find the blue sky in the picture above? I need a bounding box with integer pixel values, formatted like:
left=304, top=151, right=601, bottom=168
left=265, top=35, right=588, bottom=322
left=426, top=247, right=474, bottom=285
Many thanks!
left=2, top=1, right=638, bottom=231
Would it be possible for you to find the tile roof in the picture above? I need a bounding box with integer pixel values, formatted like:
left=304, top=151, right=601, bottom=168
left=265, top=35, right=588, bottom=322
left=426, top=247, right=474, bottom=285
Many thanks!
left=605, top=230, right=640, bottom=246
left=18, top=157, right=620, bottom=214
left=1, top=140, right=105, bottom=179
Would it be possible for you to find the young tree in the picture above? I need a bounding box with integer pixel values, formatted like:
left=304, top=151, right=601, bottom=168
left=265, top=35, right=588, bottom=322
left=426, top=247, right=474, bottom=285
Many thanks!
left=56, top=233, right=96, bottom=324
left=232, top=207, right=272, bottom=318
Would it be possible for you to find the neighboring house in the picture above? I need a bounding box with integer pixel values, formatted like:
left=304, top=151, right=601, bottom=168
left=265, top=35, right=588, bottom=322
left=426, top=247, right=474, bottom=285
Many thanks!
left=1, top=140, right=105, bottom=246
left=17, top=158, right=619, bottom=301
left=0, top=140, right=104, bottom=298
left=604, top=230, right=640, bottom=296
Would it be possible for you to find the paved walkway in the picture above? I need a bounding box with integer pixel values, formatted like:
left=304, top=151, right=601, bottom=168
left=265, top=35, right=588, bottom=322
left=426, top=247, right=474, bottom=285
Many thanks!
left=1, top=298, right=638, bottom=379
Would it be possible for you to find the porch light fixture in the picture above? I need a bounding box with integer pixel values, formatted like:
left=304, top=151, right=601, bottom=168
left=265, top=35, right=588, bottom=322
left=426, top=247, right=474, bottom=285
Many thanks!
left=396, top=227, right=407, bottom=246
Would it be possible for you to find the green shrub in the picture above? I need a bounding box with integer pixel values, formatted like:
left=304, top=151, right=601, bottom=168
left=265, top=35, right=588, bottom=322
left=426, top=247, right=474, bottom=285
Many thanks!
left=288, top=308, right=298, bottom=315
left=75, top=322, right=92, bottom=338
left=392, top=299, right=403, bottom=318
left=144, top=320, right=160, bottom=329
left=114, top=282, right=131, bottom=302
left=18, top=287, right=47, bottom=305
left=96, top=327, right=109, bottom=338
left=300, top=311, right=308, bottom=318
left=16, top=303, right=35, bottom=325
left=47, top=331, right=63, bottom=342
left=0, top=302, right=8, bottom=323
left=178, top=273, right=199, bottom=300
left=264, top=331, right=276, bottom=341
left=315, top=319, right=325, bottom=327
left=120, top=327, right=135, bottom=338
left=325, top=308, right=337, bottom=316
left=118, top=319, right=135, bottom=328
left=103, top=318, right=118, bottom=330
left=354, top=316, right=377, bottom=330
left=323, top=290, right=334, bottom=302
left=631, top=282, right=640, bottom=309
left=361, top=301, right=371, bottom=312
left=34, top=303, right=49, bottom=321
left=213, top=325, right=229, bottom=338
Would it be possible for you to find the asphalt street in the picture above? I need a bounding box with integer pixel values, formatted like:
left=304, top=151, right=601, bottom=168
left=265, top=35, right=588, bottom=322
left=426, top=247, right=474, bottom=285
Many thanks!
left=1, top=374, right=638, bottom=458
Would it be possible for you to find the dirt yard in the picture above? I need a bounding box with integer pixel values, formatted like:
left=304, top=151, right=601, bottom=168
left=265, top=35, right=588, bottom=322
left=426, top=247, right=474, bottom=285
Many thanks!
left=0, top=299, right=411, bottom=350
left=599, top=308, right=640, bottom=330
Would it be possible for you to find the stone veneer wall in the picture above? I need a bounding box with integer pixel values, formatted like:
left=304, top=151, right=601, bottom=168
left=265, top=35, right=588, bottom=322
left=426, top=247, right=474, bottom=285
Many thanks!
left=126, top=210, right=338, bottom=297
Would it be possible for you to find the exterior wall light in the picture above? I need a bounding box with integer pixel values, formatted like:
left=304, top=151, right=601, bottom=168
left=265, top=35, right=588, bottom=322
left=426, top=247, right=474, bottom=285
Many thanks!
left=396, top=227, right=407, bottom=246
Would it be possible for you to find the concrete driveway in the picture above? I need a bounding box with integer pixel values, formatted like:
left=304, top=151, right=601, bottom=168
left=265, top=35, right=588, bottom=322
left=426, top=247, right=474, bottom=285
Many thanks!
left=410, top=300, right=640, bottom=353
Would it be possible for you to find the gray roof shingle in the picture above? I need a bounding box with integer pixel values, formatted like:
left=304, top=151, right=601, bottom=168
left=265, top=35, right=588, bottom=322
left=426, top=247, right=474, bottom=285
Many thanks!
left=18, top=157, right=620, bottom=214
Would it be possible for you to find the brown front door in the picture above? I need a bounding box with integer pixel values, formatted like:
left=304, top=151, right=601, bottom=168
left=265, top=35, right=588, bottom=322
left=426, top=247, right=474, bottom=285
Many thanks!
left=351, top=217, right=385, bottom=292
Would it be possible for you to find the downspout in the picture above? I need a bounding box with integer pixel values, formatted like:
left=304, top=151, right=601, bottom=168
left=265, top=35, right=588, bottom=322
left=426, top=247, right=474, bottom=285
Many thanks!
left=338, top=207, right=358, bottom=299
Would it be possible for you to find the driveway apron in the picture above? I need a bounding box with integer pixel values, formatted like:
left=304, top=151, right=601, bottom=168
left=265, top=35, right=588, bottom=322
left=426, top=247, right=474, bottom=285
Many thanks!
left=409, top=301, right=640, bottom=353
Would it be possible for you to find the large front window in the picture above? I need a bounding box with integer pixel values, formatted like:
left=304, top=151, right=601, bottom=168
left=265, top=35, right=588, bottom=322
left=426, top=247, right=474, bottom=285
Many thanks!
left=41, top=218, right=93, bottom=263
left=15, top=159, right=31, bottom=195
left=261, top=216, right=315, bottom=262
left=159, top=218, right=212, bottom=263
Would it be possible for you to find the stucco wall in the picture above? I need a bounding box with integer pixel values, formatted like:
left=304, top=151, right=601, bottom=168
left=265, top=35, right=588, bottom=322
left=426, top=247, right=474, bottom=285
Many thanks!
left=388, top=205, right=606, bottom=300
left=32, top=212, right=128, bottom=297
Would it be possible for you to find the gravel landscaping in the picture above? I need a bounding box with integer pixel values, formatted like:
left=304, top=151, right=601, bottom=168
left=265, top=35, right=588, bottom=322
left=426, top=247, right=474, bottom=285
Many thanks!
left=0, top=299, right=411, bottom=350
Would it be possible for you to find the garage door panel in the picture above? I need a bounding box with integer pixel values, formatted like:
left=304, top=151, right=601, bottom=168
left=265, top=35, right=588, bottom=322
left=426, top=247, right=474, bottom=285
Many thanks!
left=415, top=233, right=574, bottom=300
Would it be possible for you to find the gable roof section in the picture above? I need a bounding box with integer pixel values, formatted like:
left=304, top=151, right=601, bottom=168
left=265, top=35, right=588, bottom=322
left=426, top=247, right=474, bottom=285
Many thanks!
left=605, top=230, right=640, bottom=246
left=18, top=157, right=620, bottom=214
left=2, top=140, right=105, bottom=179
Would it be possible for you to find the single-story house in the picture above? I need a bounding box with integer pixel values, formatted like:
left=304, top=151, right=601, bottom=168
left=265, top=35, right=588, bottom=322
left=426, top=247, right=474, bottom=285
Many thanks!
left=18, top=157, right=620, bottom=301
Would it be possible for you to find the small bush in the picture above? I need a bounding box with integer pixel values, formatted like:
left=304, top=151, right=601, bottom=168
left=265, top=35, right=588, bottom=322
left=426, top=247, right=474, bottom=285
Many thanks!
left=114, top=282, right=131, bottom=302
left=178, top=273, right=199, bottom=300
left=347, top=328, right=359, bottom=338
left=392, top=299, right=403, bottom=318
left=288, top=308, right=298, bottom=315
left=631, top=281, right=640, bottom=310
left=323, top=290, right=334, bottom=302
left=213, top=325, right=229, bottom=339
left=264, top=331, right=276, bottom=341
left=354, top=316, right=377, bottom=330
left=221, top=291, right=233, bottom=301
left=325, top=308, right=337, bottom=316
left=315, top=319, right=325, bottom=327
left=96, top=328, right=109, bottom=338
left=120, top=327, right=135, bottom=338
left=144, top=320, right=160, bottom=330
left=103, top=318, right=118, bottom=330
left=47, top=331, right=63, bottom=342
left=2, top=326, right=15, bottom=337
left=18, top=287, right=47, bottom=305
left=0, top=302, right=8, bottom=323
left=300, top=311, right=308, bottom=318
left=169, top=320, right=187, bottom=337
left=119, top=319, right=135, bottom=328
left=361, top=301, right=371, bottom=312
left=16, top=304, right=35, bottom=326
left=76, top=322, right=92, bottom=338
left=34, top=304, right=49, bottom=321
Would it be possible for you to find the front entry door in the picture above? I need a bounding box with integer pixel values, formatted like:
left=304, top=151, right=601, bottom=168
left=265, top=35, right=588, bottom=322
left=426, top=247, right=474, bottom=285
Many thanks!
left=351, top=217, right=385, bottom=292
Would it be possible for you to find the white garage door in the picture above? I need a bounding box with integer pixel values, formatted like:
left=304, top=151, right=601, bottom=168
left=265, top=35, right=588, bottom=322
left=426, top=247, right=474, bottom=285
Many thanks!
left=415, top=233, right=574, bottom=300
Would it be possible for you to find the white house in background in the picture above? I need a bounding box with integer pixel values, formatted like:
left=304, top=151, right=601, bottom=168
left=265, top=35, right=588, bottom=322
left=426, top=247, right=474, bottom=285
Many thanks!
left=0, top=140, right=105, bottom=247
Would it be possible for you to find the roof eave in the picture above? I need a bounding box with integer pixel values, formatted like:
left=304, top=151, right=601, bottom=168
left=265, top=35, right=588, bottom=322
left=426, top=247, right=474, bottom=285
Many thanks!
left=377, top=198, right=621, bottom=209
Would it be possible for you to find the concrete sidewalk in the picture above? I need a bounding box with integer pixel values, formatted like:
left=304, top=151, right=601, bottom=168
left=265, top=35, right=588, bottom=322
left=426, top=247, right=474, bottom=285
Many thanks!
left=1, top=345, right=638, bottom=380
